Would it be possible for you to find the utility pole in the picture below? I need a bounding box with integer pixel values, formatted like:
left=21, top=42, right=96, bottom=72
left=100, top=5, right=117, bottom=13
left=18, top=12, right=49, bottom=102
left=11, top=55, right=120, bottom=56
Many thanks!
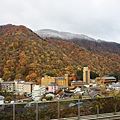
left=58, top=99, right=60, bottom=120
left=13, top=103, right=15, bottom=120
left=78, top=99, right=80, bottom=120
left=36, top=102, right=38, bottom=120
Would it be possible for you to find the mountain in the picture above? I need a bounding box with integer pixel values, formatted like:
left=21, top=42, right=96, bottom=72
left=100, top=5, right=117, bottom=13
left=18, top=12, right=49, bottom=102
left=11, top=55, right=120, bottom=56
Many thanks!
left=0, top=24, right=76, bottom=81
left=36, top=29, right=120, bottom=75
left=0, top=25, right=120, bottom=82
left=35, top=29, right=96, bottom=41
left=36, top=29, right=120, bottom=62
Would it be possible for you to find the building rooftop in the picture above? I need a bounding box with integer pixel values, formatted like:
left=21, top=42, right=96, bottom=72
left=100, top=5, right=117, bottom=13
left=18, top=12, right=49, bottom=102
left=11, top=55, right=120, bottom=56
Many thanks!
left=89, top=91, right=102, bottom=98
left=1, top=81, right=15, bottom=84
left=55, top=77, right=65, bottom=80
left=58, top=86, right=68, bottom=89
left=48, top=82, right=58, bottom=86
left=24, top=82, right=36, bottom=85
left=96, top=76, right=116, bottom=80
left=102, top=76, right=116, bottom=80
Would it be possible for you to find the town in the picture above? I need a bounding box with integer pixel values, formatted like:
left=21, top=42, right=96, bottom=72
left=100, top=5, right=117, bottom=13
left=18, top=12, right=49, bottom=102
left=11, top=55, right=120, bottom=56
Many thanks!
left=0, top=67, right=120, bottom=120
left=0, top=67, right=118, bottom=102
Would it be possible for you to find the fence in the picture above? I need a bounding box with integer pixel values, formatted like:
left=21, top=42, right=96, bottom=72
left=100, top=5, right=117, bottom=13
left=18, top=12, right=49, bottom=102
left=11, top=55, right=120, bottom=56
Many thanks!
left=0, top=97, right=120, bottom=120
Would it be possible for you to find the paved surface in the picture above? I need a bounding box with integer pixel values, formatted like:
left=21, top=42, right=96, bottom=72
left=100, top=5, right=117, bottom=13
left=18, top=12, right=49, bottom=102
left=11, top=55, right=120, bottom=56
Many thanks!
left=51, top=112, right=120, bottom=120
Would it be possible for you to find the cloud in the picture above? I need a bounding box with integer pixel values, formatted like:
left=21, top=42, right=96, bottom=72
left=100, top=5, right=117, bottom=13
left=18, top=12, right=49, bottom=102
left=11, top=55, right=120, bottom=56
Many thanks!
left=0, top=0, right=120, bottom=43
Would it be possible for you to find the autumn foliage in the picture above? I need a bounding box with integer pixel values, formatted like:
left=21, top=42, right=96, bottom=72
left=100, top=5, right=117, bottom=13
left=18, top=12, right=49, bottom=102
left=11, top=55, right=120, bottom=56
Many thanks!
left=0, top=24, right=120, bottom=82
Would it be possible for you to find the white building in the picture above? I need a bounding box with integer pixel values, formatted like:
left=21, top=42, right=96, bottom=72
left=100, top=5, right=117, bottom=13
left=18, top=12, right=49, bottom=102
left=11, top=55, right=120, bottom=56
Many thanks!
left=32, top=85, right=46, bottom=101
left=0, top=95, right=4, bottom=104
left=110, top=82, right=120, bottom=91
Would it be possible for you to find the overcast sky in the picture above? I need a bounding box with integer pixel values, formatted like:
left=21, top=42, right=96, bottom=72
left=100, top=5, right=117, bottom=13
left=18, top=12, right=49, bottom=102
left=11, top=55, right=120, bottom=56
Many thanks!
left=1, top=0, right=120, bottom=43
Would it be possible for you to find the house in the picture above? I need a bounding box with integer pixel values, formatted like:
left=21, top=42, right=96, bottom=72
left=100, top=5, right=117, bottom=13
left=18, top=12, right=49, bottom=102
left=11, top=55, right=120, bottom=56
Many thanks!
left=89, top=91, right=103, bottom=98
left=111, top=82, right=120, bottom=90
left=74, top=87, right=85, bottom=95
left=61, top=91, right=74, bottom=98
left=95, top=76, right=116, bottom=85
left=47, top=82, right=58, bottom=93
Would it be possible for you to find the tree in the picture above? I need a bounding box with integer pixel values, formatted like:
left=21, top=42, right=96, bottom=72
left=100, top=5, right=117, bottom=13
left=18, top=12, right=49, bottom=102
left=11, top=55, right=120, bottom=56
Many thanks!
left=111, top=90, right=120, bottom=114
left=76, top=70, right=83, bottom=80
left=90, top=71, right=99, bottom=79
left=91, top=95, right=105, bottom=116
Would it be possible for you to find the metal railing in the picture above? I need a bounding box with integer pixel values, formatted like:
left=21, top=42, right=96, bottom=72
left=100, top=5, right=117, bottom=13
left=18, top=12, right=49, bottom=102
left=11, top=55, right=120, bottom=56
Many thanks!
left=0, top=97, right=120, bottom=120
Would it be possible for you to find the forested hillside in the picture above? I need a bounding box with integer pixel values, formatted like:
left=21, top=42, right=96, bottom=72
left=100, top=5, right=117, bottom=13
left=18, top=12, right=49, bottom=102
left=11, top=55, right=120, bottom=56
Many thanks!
left=47, top=39, right=120, bottom=76
left=0, top=24, right=120, bottom=82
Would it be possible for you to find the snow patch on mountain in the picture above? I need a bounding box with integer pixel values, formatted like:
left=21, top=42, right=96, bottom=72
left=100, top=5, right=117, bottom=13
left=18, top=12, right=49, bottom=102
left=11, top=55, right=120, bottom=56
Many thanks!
left=35, top=29, right=98, bottom=42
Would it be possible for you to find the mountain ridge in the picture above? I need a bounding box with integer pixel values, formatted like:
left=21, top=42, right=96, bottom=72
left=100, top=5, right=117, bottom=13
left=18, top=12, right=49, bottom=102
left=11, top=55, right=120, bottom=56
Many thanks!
left=35, top=29, right=97, bottom=42
left=35, top=29, right=119, bottom=44
left=0, top=24, right=120, bottom=82
left=36, top=29, right=120, bottom=56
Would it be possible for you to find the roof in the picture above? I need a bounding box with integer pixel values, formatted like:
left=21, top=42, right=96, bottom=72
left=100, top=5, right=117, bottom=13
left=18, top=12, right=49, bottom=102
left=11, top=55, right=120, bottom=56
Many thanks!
left=14, top=79, right=23, bottom=82
left=102, top=76, right=116, bottom=80
left=58, top=86, right=68, bottom=89
left=71, top=80, right=84, bottom=83
left=55, top=77, right=65, bottom=80
left=85, top=88, right=100, bottom=91
left=48, top=82, right=58, bottom=86
left=89, top=91, right=102, bottom=98
left=24, top=82, right=36, bottom=85
left=112, top=82, right=120, bottom=87
left=96, top=76, right=116, bottom=80
left=1, top=81, right=15, bottom=84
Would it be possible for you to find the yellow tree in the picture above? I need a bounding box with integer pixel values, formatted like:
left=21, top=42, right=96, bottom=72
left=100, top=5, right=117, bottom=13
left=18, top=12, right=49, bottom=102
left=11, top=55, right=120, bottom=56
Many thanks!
left=91, top=95, right=105, bottom=116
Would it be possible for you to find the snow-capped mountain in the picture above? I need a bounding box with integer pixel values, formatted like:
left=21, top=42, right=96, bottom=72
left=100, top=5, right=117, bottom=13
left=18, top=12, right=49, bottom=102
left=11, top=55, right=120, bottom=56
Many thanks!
left=35, top=29, right=97, bottom=42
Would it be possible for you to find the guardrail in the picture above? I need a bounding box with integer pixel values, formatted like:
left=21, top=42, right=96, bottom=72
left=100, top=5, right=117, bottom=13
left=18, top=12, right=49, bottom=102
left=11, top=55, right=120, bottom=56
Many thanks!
left=0, top=97, right=120, bottom=120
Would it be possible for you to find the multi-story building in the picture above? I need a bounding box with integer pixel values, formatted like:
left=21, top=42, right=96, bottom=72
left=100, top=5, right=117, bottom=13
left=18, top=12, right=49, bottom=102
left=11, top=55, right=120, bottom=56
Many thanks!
left=1, top=81, right=15, bottom=92
left=15, top=80, right=36, bottom=94
left=0, top=78, right=4, bottom=91
left=0, top=79, right=36, bottom=94
left=55, top=77, right=66, bottom=86
left=41, top=74, right=69, bottom=87
left=24, top=82, right=36, bottom=93
left=71, top=80, right=85, bottom=87
left=32, top=85, right=46, bottom=101
left=83, top=67, right=90, bottom=85
left=16, top=80, right=24, bottom=94
left=95, top=76, right=116, bottom=85
left=41, top=75, right=55, bottom=87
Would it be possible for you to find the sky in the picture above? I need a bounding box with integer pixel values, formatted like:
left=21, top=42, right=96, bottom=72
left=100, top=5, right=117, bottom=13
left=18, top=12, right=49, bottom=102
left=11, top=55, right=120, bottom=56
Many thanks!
left=0, top=0, right=120, bottom=43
